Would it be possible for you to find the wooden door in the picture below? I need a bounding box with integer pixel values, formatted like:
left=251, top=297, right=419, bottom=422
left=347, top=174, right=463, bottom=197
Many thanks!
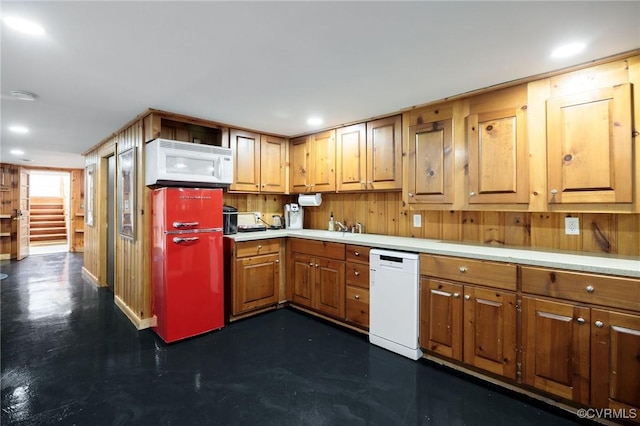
left=366, top=115, right=402, bottom=191
left=313, top=257, right=345, bottom=319
left=230, top=129, right=261, bottom=192
left=546, top=84, right=632, bottom=204
left=419, top=278, right=463, bottom=361
left=289, top=136, right=310, bottom=193
left=336, top=123, right=366, bottom=192
left=289, top=252, right=313, bottom=308
left=463, top=286, right=517, bottom=379
left=17, top=169, right=30, bottom=260
left=234, top=254, right=279, bottom=314
left=468, top=107, right=528, bottom=204
left=408, top=119, right=453, bottom=204
left=308, top=130, right=336, bottom=192
left=259, top=135, right=286, bottom=193
left=591, top=309, right=640, bottom=412
left=522, top=297, right=590, bottom=405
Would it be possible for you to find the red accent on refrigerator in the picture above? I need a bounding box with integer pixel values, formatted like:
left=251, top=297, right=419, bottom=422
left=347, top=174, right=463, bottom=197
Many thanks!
left=151, top=187, right=224, bottom=343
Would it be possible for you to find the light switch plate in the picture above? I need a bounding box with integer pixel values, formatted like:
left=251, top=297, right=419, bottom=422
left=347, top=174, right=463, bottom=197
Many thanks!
left=565, top=217, right=580, bottom=235
left=413, top=214, right=422, bottom=228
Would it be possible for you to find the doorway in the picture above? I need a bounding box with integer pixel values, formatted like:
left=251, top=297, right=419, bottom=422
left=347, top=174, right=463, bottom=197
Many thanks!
left=28, top=171, right=71, bottom=255
left=107, top=156, right=115, bottom=290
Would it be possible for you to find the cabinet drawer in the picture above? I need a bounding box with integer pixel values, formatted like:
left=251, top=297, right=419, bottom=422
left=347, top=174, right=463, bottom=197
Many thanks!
left=346, top=285, right=369, bottom=328
left=521, top=266, right=640, bottom=312
left=420, top=254, right=517, bottom=291
left=346, top=245, right=370, bottom=264
left=236, top=239, right=280, bottom=258
left=288, top=238, right=345, bottom=260
left=346, top=262, right=369, bottom=288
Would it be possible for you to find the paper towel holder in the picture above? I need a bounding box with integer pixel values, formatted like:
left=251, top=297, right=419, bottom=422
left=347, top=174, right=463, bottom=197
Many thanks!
left=298, top=193, right=322, bottom=207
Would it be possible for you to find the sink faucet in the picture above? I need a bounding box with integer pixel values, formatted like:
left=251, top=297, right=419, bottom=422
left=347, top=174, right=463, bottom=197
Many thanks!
left=335, top=221, right=348, bottom=232
left=353, top=222, right=363, bottom=234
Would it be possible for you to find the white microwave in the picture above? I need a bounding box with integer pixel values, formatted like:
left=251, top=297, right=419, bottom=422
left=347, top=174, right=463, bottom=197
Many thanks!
left=145, top=138, right=233, bottom=187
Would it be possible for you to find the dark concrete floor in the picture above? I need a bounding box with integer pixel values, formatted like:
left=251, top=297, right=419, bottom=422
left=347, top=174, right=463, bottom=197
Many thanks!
left=1, top=252, right=590, bottom=425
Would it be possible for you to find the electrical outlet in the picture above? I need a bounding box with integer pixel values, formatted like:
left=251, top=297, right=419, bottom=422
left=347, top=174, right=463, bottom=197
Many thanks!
left=413, top=214, right=422, bottom=228
left=565, top=217, right=580, bottom=235
left=254, top=211, right=262, bottom=222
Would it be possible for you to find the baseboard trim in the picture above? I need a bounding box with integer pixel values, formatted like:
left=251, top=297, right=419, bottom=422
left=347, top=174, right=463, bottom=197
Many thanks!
left=114, top=295, right=157, bottom=330
left=81, top=267, right=101, bottom=287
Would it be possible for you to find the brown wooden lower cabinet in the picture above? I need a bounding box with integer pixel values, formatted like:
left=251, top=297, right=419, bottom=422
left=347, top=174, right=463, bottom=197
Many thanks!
left=420, top=277, right=517, bottom=380
left=522, top=297, right=591, bottom=405
left=234, top=254, right=279, bottom=314
left=289, top=252, right=346, bottom=319
left=591, top=309, right=640, bottom=412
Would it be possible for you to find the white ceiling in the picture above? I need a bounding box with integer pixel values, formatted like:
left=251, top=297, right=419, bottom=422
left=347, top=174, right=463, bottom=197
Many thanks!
left=2, top=1, right=639, bottom=169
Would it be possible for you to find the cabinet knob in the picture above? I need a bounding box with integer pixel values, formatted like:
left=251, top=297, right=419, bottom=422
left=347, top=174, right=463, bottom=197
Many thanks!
left=464, top=295, right=471, bottom=301
left=469, top=191, right=476, bottom=197
left=354, top=251, right=360, bottom=256
left=257, top=245, right=262, bottom=250
left=576, top=317, right=585, bottom=325
left=255, top=184, right=259, bottom=187
left=360, top=181, right=366, bottom=185
left=408, top=193, right=414, bottom=198
left=354, top=271, right=360, bottom=276
left=595, top=320, right=604, bottom=328
left=315, top=264, right=319, bottom=268
left=586, top=285, right=594, bottom=293
left=367, top=181, right=372, bottom=185
left=550, top=189, right=558, bottom=195
left=459, top=266, right=467, bottom=273
left=309, top=262, right=314, bottom=266
left=262, top=184, right=266, bottom=188
left=275, top=259, right=279, bottom=263
left=354, top=294, right=360, bottom=300
left=453, top=293, right=460, bottom=298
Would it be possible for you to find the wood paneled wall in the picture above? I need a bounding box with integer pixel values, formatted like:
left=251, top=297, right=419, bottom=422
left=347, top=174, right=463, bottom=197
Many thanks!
left=223, top=193, right=291, bottom=219
left=70, top=169, right=84, bottom=252
left=304, top=192, right=640, bottom=256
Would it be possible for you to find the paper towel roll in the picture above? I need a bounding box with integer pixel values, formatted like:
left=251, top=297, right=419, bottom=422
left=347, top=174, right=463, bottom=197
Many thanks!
left=298, top=193, right=322, bottom=207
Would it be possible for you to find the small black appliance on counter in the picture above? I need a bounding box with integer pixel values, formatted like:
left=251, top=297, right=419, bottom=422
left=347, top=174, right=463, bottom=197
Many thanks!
left=223, top=205, right=238, bottom=235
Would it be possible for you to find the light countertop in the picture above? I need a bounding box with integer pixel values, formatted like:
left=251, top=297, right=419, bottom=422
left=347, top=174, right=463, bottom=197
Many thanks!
left=225, top=229, right=640, bottom=278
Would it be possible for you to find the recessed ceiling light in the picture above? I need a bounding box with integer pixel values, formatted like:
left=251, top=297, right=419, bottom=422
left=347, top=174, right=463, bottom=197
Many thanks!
left=10, top=90, right=38, bottom=101
left=551, top=42, right=586, bottom=58
left=307, top=117, right=323, bottom=126
left=10, top=149, right=25, bottom=156
left=2, top=16, right=45, bottom=35
left=9, top=126, right=29, bottom=134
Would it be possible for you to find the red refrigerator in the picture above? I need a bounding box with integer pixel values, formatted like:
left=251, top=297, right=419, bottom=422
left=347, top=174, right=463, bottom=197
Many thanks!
left=151, top=187, right=224, bottom=343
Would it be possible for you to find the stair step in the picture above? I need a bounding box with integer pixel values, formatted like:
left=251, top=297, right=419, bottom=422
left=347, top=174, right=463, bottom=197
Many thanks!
left=31, top=203, right=64, bottom=208
left=30, top=234, right=68, bottom=241
left=30, top=227, right=67, bottom=235
left=30, top=221, right=66, bottom=228
left=29, top=215, right=65, bottom=221
left=31, top=209, right=65, bottom=215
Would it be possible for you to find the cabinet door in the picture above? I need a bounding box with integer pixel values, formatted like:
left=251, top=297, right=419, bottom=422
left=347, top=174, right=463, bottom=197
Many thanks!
left=289, top=252, right=313, bottom=308
left=336, top=123, right=366, bottom=192
left=290, top=136, right=310, bottom=193
left=591, top=309, right=640, bottom=411
left=463, top=286, right=517, bottom=379
left=546, top=84, right=632, bottom=204
left=366, top=115, right=402, bottom=191
left=234, top=254, right=279, bottom=314
left=408, top=119, right=453, bottom=204
left=522, top=297, right=590, bottom=405
left=468, top=107, right=528, bottom=204
left=260, top=135, right=286, bottom=193
left=420, top=278, right=463, bottom=361
left=314, top=257, right=345, bottom=319
left=309, top=130, right=336, bottom=192
left=230, top=129, right=261, bottom=192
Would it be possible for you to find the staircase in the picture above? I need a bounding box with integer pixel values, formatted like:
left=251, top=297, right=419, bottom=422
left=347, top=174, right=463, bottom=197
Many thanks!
left=29, top=197, right=68, bottom=245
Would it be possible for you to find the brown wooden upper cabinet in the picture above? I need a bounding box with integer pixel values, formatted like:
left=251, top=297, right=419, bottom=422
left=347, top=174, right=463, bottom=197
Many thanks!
left=546, top=83, right=633, bottom=205
left=336, top=115, right=402, bottom=192
left=230, top=129, right=286, bottom=193
left=467, top=86, right=529, bottom=204
left=290, top=130, right=336, bottom=193
left=408, top=116, right=454, bottom=204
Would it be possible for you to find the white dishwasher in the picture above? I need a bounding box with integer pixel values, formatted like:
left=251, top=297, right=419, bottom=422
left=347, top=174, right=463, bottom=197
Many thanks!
left=369, top=249, right=422, bottom=360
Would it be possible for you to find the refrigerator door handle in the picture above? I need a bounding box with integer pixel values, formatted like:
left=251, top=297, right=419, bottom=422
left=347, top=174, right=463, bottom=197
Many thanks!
left=173, top=221, right=199, bottom=228
left=173, top=236, right=200, bottom=244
